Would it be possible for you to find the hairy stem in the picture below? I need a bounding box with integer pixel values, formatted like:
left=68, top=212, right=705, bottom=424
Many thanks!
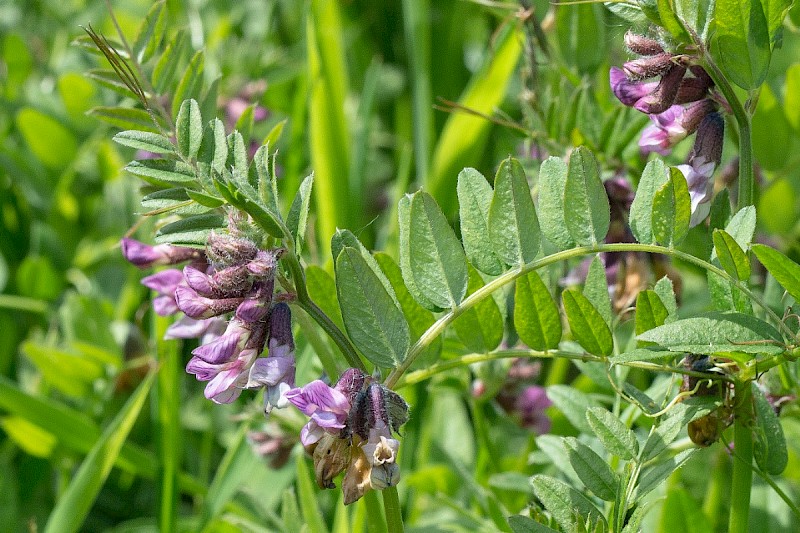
left=729, top=381, right=754, bottom=533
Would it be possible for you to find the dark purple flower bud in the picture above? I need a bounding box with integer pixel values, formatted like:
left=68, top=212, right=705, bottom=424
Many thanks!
left=121, top=238, right=201, bottom=268
left=234, top=279, right=275, bottom=324
left=674, top=76, right=713, bottom=104
left=624, top=31, right=665, bottom=56
left=174, top=286, right=244, bottom=319
left=633, top=64, right=687, bottom=114
left=623, top=52, right=674, bottom=80
left=268, top=303, right=294, bottom=349
left=347, top=382, right=409, bottom=441
left=335, top=368, right=370, bottom=407
left=206, top=232, right=259, bottom=267
left=689, top=65, right=714, bottom=86
left=639, top=99, right=716, bottom=155
left=610, top=67, right=659, bottom=106
left=689, top=112, right=725, bottom=167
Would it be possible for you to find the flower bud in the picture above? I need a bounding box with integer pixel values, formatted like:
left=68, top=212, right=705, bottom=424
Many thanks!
left=624, top=31, right=664, bottom=56
left=121, top=238, right=201, bottom=268
left=247, top=249, right=282, bottom=277
left=174, top=285, right=244, bottom=319
left=206, top=232, right=258, bottom=266
left=623, top=52, right=674, bottom=80
left=674, top=76, right=712, bottom=104
left=267, top=303, right=294, bottom=350
left=633, top=64, right=687, bottom=114
left=689, top=112, right=724, bottom=167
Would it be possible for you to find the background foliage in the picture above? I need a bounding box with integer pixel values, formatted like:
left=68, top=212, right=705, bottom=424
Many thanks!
left=2, top=0, right=800, bottom=531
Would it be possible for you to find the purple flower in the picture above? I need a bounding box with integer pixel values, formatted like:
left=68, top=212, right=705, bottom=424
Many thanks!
left=141, top=269, right=184, bottom=316
left=165, top=315, right=227, bottom=343
left=632, top=64, right=686, bottom=114
left=610, top=67, right=659, bottom=106
left=190, top=320, right=251, bottom=364
left=286, top=380, right=351, bottom=446
left=121, top=238, right=200, bottom=268
left=174, top=286, right=245, bottom=319
left=191, top=346, right=260, bottom=404
left=639, top=100, right=715, bottom=155
left=247, top=339, right=296, bottom=412
left=676, top=159, right=716, bottom=227
left=516, top=386, right=552, bottom=435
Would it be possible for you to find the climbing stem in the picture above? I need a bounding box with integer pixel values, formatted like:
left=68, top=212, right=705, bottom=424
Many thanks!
left=729, top=381, right=754, bottom=533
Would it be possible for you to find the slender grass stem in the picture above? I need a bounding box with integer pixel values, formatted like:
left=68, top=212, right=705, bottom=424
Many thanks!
left=729, top=381, right=754, bottom=533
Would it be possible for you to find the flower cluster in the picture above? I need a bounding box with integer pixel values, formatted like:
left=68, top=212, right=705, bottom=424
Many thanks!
left=610, top=32, right=725, bottom=227
left=122, top=232, right=295, bottom=409
left=285, top=368, right=409, bottom=504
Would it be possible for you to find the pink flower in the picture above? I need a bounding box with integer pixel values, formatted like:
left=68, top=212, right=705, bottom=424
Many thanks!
left=517, top=386, right=552, bottom=435
left=639, top=100, right=715, bottom=155
left=285, top=380, right=351, bottom=446
left=610, top=67, right=658, bottom=106
left=141, top=269, right=184, bottom=316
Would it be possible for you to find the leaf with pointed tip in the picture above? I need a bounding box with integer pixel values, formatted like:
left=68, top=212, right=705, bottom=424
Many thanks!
left=586, top=407, right=638, bottom=460
left=564, top=147, right=610, bottom=246
left=141, top=188, right=209, bottom=216
left=374, top=253, right=441, bottom=366
left=453, top=265, right=504, bottom=353
left=335, top=247, right=409, bottom=367
left=583, top=255, right=612, bottom=325
left=713, top=229, right=751, bottom=281
left=637, top=311, right=784, bottom=355
left=153, top=31, right=185, bottom=93
left=154, top=214, right=225, bottom=247
left=630, top=159, right=669, bottom=244
left=514, top=270, right=562, bottom=351
left=654, top=276, right=677, bottom=319
left=124, top=159, right=195, bottom=188
left=227, top=131, right=249, bottom=184
left=287, top=175, right=313, bottom=252
left=538, top=156, right=574, bottom=250
left=652, top=167, right=691, bottom=247
left=114, top=131, right=175, bottom=154
left=132, top=1, right=166, bottom=63
left=172, top=50, right=204, bottom=117
left=752, top=382, right=788, bottom=475
left=488, top=158, right=540, bottom=266
left=457, top=168, right=504, bottom=275
left=405, top=191, right=468, bottom=309
left=398, top=195, right=441, bottom=311
left=210, top=119, right=228, bottom=174
left=563, top=288, right=613, bottom=357
left=185, top=189, right=224, bottom=208
left=175, top=99, right=203, bottom=160
left=635, top=290, right=670, bottom=343
left=331, top=230, right=399, bottom=309
left=752, top=244, right=800, bottom=304
left=563, top=437, right=618, bottom=501
left=88, top=107, right=158, bottom=132
left=530, top=475, right=607, bottom=532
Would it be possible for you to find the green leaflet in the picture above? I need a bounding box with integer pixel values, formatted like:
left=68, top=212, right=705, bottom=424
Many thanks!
left=114, top=130, right=175, bottom=155
left=637, top=311, right=784, bottom=355
left=287, top=174, right=314, bottom=253
left=514, top=270, right=562, bottom=351
left=752, top=383, right=788, bottom=475
left=331, top=229, right=400, bottom=309
left=172, top=50, right=204, bottom=118
left=652, top=167, right=691, bottom=247
left=305, top=265, right=345, bottom=331
left=88, top=106, right=158, bottom=132
left=154, top=214, right=225, bottom=247
left=564, top=147, right=610, bottom=246
left=457, top=168, right=504, bottom=275
left=507, top=515, right=559, bottom=533
left=630, top=159, right=669, bottom=244
left=635, top=290, right=670, bottom=343
left=537, top=156, right=574, bottom=251
left=398, top=194, right=441, bottom=311
left=712, top=229, right=751, bottom=281
left=563, top=437, right=619, bottom=501
left=562, top=288, right=614, bottom=357
left=654, top=276, right=678, bottom=319
left=374, top=252, right=441, bottom=367
left=586, top=407, right=639, bottom=460
left=636, top=449, right=696, bottom=501
left=555, top=4, right=607, bottom=73
left=403, top=191, right=468, bottom=309
left=141, top=188, right=209, bottom=216
left=488, top=157, right=541, bottom=266
left=713, top=0, right=771, bottom=89
left=132, top=1, right=167, bottom=63
left=452, top=265, right=504, bottom=353
left=175, top=99, right=202, bottom=160
left=752, top=244, right=800, bottom=303
left=583, top=255, right=612, bottom=326
left=530, top=475, right=606, bottom=532
left=335, top=246, right=410, bottom=367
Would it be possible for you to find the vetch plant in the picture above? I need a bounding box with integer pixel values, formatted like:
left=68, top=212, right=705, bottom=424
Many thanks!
left=57, top=0, right=800, bottom=531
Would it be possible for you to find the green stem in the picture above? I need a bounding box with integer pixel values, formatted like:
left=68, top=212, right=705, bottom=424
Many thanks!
left=0, top=294, right=49, bottom=314
left=384, top=242, right=791, bottom=389
left=154, top=313, right=180, bottom=533
left=729, top=381, right=754, bottom=533
left=700, top=50, right=754, bottom=210
left=383, top=486, right=405, bottom=533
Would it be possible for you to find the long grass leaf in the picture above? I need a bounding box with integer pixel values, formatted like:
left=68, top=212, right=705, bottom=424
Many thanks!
left=402, top=0, right=433, bottom=185
left=428, top=24, right=522, bottom=215
left=43, top=371, right=155, bottom=533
